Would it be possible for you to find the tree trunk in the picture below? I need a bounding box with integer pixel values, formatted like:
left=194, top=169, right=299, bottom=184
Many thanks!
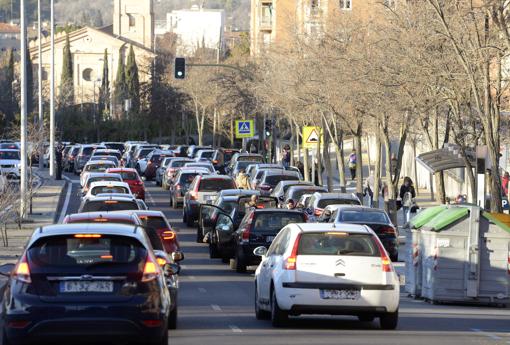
left=316, top=128, right=323, bottom=187
left=323, top=118, right=333, bottom=191
left=296, top=123, right=301, bottom=164
left=373, top=128, right=382, bottom=208
left=230, top=114, right=234, bottom=147
left=354, top=131, right=363, bottom=196
left=303, top=148, right=310, bottom=182
left=212, top=108, right=217, bottom=148
left=334, top=124, right=346, bottom=190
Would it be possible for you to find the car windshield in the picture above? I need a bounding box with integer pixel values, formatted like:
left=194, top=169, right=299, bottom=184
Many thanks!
left=298, top=233, right=380, bottom=257
left=138, top=149, right=152, bottom=158
left=91, top=186, right=129, bottom=195
left=85, top=164, right=114, bottom=172
left=235, top=161, right=251, bottom=170
left=318, top=198, right=359, bottom=208
left=28, top=235, right=146, bottom=269
left=0, top=151, right=20, bottom=160
left=224, top=151, right=237, bottom=162
left=200, top=151, right=214, bottom=158
left=185, top=163, right=213, bottom=171
left=199, top=179, right=235, bottom=192
left=171, top=160, right=191, bottom=168
left=82, top=200, right=139, bottom=212
left=339, top=211, right=389, bottom=223
left=105, top=144, right=125, bottom=152
left=82, top=147, right=94, bottom=155
left=252, top=212, right=304, bottom=234
left=237, top=156, right=263, bottom=162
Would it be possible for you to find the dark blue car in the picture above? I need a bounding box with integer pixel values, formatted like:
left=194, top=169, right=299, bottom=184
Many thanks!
left=0, top=223, right=174, bottom=345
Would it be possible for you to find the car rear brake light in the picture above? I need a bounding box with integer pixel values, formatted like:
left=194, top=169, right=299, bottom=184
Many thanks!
left=374, top=236, right=393, bottom=272
left=75, top=234, right=102, bottom=238
left=241, top=212, right=255, bottom=243
left=212, top=160, right=219, bottom=164
left=162, top=230, right=176, bottom=240
left=156, top=258, right=167, bottom=266
left=326, top=232, right=348, bottom=236
left=93, top=218, right=108, bottom=222
left=283, top=233, right=302, bottom=270
left=380, top=226, right=396, bottom=235
left=314, top=208, right=324, bottom=216
left=104, top=200, right=118, bottom=204
left=142, top=320, right=162, bottom=328
left=7, top=320, right=31, bottom=329
left=141, top=256, right=160, bottom=282
left=13, top=253, right=31, bottom=284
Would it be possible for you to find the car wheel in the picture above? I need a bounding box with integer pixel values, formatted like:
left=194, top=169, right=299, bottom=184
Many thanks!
left=380, top=310, right=398, bottom=330
left=209, top=242, right=220, bottom=259
left=234, top=250, right=247, bottom=273
left=271, top=287, right=288, bottom=327
left=358, top=315, right=375, bottom=322
left=255, top=284, right=270, bottom=320
left=151, top=327, right=168, bottom=345
left=186, top=212, right=194, bottom=227
left=168, top=306, right=178, bottom=330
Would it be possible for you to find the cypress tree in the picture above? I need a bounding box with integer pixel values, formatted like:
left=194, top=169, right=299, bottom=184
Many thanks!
left=60, top=34, right=74, bottom=106
left=3, top=49, right=15, bottom=123
left=125, top=45, right=140, bottom=114
left=98, top=49, right=110, bottom=115
left=114, top=50, right=127, bottom=110
left=26, top=43, right=34, bottom=115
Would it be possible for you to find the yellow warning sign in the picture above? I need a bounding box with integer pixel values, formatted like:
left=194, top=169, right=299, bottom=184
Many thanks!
left=302, top=126, right=323, bottom=149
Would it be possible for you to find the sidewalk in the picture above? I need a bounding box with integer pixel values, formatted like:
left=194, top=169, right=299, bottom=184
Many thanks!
left=1, top=168, right=67, bottom=263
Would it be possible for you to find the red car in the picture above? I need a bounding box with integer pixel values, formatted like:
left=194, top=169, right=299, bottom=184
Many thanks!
left=144, top=150, right=175, bottom=181
left=129, top=210, right=183, bottom=257
left=106, top=167, right=145, bottom=200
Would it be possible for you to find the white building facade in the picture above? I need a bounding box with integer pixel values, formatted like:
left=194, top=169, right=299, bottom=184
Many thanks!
left=167, top=6, right=225, bottom=57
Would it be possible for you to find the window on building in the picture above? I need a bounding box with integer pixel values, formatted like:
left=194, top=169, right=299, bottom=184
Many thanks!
left=339, top=0, right=352, bottom=10
left=128, top=14, right=136, bottom=27
left=82, top=68, right=93, bottom=82
left=261, top=4, right=273, bottom=26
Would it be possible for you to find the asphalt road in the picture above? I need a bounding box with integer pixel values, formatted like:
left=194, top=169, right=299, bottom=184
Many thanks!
left=60, top=173, right=510, bottom=345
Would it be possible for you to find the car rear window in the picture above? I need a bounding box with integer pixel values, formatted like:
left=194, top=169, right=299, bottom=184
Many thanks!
left=82, top=147, right=94, bottom=155
left=235, top=161, right=251, bottom=170
left=105, top=144, right=124, bottom=152
left=199, top=178, right=235, bottom=192
left=298, top=233, right=379, bottom=257
left=339, top=211, right=389, bottom=223
left=139, top=216, right=167, bottom=229
left=265, top=175, right=299, bottom=186
left=69, top=218, right=136, bottom=225
left=87, top=177, right=121, bottom=188
left=291, top=188, right=326, bottom=201
left=219, top=201, right=237, bottom=214
left=138, top=149, right=152, bottom=158
left=28, top=235, right=146, bottom=268
left=86, top=164, right=114, bottom=172
left=186, top=163, right=213, bottom=171
left=180, top=173, right=200, bottom=185
left=318, top=198, right=360, bottom=208
left=118, top=171, right=138, bottom=180
left=252, top=213, right=305, bottom=234
left=91, top=186, right=129, bottom=196
left=171, top=160, right=190, bottom=168
left=200, top=151, right=214, bottom=158
left=71, top=147, right=80, bottom=155
left=0, top=151, right=20, bottom=160
left=238, top=156, right=263, bottom=162
left=82, top=200, right=139, bottom=212
left=224, top=151, right=236, bottom=162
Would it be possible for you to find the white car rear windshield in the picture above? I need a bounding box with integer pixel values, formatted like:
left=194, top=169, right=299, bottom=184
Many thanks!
left=297, top=233, right=380, bottom=257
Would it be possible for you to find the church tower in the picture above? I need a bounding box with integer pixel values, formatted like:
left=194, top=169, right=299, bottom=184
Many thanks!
left=113, top=0, right=154, bottom=50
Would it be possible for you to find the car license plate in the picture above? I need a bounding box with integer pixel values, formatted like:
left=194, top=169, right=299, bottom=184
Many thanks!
left=319, top=289, right=360, bottom=300
left=60, top=281, right=113, bottom=293
left=266, top=236, right=275, bottom=242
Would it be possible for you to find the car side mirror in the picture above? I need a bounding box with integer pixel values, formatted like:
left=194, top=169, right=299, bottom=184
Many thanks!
left=0, top=263, right=15, bottom=276
left=253, top=246, right=267, bottom=257
left=172, top=251, right=184, bottom=262
left=167, top=263, right=181, bottom=275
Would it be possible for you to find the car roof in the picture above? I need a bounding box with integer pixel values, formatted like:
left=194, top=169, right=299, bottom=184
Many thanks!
left=336, top=205, right=388, bottom=213
left=288, top=185, right=327, bottom=191
left=86, top=172, right=122, bottom=178
left=200, top=174, right=232, bottom=180
left=29, top=224, right=147, bottom=245
left=65, top=212, right=136, bottom=221
left=85, top=195, right=137, bottom=201
left=119, top=210, right=166, bottom=218
left=107, top=168, right=137, bottom=172
left=85, top=160, right=116, bottom=166
left=0, top=149, right=19, bottom=152
left=323, top=204, right=356, bottom=211
left=291, top=222, right=371, bottom=234
left=251, top=208, right=306, bottom=214
left=177, top=168, right=210, bottom=174
left=219, top=189, right=260, bottom=196
left=263, top=169, right=299, bottom=177
left=276, top=181, right=312, bottom=187
left=312, top=192, right=359, bottom=199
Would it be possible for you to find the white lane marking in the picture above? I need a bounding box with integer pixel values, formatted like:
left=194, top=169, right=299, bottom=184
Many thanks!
left=146, top=190, right=156, bottom=207
left=62, top=175, right=79, bottom=184
left=229, top=325, right=242, bottom=333
left=57, top=183, right=72, bottom=223
left=198, top=288, right=207, bottom=293
left=471, top=328, right=502, bottom=341
left=211, top=304, right=222, bottom=312
left=188, top=275, right=196, bottom=280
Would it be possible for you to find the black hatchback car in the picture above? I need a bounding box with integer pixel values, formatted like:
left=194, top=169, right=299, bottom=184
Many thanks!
left=211, top=208, right=306, bottom=273
left=0, top=224, right=173, bottom=345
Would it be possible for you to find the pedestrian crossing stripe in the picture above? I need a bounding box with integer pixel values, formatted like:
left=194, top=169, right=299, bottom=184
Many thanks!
left=235, top=120, right=255, bottom=138
left=306, top=129, right=320, bottom=144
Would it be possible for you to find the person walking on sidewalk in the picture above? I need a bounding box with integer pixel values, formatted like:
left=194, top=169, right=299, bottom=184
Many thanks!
left=503, top=171, right=510, bottom=197
left=348, top=149, right=357, bottom=180
left=282, top=144, right=291, bottom=168
left=364, top=173, right=381, bottom=208
left=400, top=176, right=416, bottom=224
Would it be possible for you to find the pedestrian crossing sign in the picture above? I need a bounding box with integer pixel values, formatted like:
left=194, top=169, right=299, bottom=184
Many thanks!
left=235, top=120, right=255, bottom=138
left=302, top=126, right=323, bottom=149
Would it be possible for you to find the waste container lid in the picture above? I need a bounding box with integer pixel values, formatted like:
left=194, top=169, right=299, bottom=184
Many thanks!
left=423, top=207, right=469, bottom=232
left=410, top=205, right=447, bottom=229
left=482, top=212, right=510, bottom=235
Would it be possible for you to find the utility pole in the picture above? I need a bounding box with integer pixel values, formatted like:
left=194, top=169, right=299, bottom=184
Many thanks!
left=20, top=0, right=28, bottom=218
left=49, top=0, right=55, bottom=177
left=37, top=0, right=43, bottom=170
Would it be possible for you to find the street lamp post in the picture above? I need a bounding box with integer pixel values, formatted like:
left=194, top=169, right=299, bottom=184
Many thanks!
left=49, top=0, right=55, bottom=177
left=93, top=77, right=101, bottom=141
left=19, top=0, right=27, bottom=218
left=37, top=0, right=43, bottom=170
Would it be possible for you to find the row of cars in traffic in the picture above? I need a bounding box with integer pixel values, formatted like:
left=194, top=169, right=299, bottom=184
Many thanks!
left=0, top=141, right=189, bottom=345
left=147, top=146, right=401, bottom=330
